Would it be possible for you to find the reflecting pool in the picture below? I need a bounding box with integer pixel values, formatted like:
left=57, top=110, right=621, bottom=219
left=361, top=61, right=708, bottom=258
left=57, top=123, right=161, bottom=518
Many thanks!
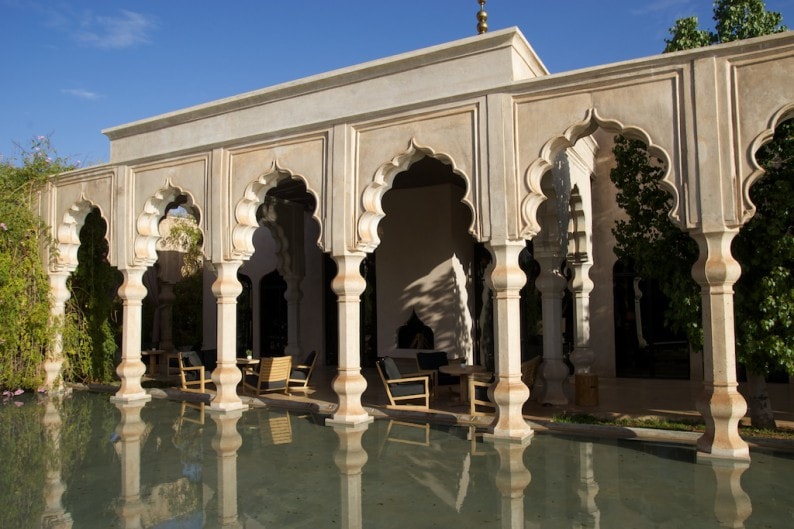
left=1, top=392, right=793, bottom=528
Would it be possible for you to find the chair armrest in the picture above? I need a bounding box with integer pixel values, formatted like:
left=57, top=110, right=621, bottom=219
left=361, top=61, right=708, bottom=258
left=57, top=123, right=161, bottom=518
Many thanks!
left=181, top=366, right=204, bottom=373
left=294, top=364, right=311, bottom=370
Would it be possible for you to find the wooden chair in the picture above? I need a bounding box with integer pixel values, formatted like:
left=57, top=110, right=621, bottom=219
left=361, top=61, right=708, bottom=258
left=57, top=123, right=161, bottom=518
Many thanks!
left=243, top=356, right=292, bottom=396
left=521, top=355, right=542, bottom=396
left=376, top=357, right=431, bottom=410
left=288, top=350, right=318, bottom=391
left=469, top=373, right=496, bottom=416
left=258, top=410, right=293, bottom=445
left=178, top=351, right=211, bottom=394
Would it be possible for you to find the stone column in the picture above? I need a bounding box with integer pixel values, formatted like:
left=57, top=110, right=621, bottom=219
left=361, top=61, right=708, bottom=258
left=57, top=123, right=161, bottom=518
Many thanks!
left=534, top=246, right=569, bottom=405
left=114, top=401, right=147, bottom=529
left=210, top=409, right=243, bottom=528
left=283, top=272, right=304, bottom=359
left=41, top=398, right=73, bottom=529
left=210, top=261, right=245, bottom=412
left=691, top=230, right=749, bottom=460
left=327, top=252, right=372, bottom=426
left=332, top=422, right=369, bottom=529
left=43, top=271, right=71, bottom=392
left=114, top=268, right=150, bottom=403
left=492, top=439, right=531, bottom=529
left=485, top=241, right=532, bottom=441
left=568, top=260, right=595, bottom=374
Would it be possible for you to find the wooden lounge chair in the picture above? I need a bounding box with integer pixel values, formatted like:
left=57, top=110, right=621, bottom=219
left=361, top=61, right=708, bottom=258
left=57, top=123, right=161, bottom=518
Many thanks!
left=469, top=373, right=496, bottom=416
left=243, top=356, right=292, bottom=396
left=376, top=357, right=431, bottom=410
left=178, top=351, right=211, bottom=394
left=288, top=350, right=318, bottom=391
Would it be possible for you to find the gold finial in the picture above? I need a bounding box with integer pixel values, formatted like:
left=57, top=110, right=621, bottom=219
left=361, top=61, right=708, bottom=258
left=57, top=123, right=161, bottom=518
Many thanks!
left=477, top=0, right=488, bottom=34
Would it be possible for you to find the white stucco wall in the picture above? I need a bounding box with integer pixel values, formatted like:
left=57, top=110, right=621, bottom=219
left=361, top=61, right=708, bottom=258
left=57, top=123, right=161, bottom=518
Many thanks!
left=375, top=183, right=475, bottom=360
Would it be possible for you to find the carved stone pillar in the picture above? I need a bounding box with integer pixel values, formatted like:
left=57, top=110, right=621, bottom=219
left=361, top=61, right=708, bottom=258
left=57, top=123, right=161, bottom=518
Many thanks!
left=114, top=401, right=147, bottom=529
left=691, top=230, right=749, bottom=460
left=211, top=261, right=245, bottom=412
left=485, top=241, right=532, bottom=441
left=534, top=247, right=569, bottom=405
left=43, top=271, right=72, bottom=392
left=114, top=268, right=150, bottom=403
left=283, top=272, right=304, bottom=359
left=332, top=423, right=369, bottom=529
left=327, top=252, right=372, bottom=426
left=210, top=409, right=243, bottom=528
left=492, top=439, right=531, bottom=529
left=568, top=260, right=595, bottom=374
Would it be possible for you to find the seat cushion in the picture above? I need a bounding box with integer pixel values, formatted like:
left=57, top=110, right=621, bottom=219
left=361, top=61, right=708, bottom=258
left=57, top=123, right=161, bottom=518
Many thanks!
left=474, top=385, right=490, bottom=402
left=390, top=382, right=425, bottom=397
left=290, top=369, right=308, bottom=381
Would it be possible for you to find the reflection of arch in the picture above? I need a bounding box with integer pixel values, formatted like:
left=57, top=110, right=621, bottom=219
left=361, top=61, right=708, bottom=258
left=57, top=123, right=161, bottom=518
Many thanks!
left=233, top=160, right=322, bottom=260
left=744, top=104, right=794, bottom=223
left=358, top=138, right=476, bottom=252
left=135, top=183, right=202, bottom=267
left=522, top=108, right=676, bottom=238
left=55, top=198, right=107, bottom=272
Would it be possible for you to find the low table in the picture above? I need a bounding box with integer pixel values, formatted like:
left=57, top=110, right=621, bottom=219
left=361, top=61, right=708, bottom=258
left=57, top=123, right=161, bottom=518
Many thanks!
left=235, top=357, right=260, bottom=381
left=141, top=349, right=164, bottom=376
left=439, top=364, right=488, bottom=404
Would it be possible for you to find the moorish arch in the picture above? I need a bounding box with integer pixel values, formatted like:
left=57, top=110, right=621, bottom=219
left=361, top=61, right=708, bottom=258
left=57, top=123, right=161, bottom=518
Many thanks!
left=357, top=139, right=479, bottom=253
left=135, top=183, right=203, bottom=268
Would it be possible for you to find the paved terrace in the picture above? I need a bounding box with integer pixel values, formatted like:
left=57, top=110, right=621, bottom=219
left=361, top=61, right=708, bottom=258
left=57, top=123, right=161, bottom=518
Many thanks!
left=135, top=361, right=794, bottom=451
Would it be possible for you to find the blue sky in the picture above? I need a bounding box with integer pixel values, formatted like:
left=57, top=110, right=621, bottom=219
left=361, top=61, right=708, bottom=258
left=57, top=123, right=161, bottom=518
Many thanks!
left=1, top=0, right=791, bottom=166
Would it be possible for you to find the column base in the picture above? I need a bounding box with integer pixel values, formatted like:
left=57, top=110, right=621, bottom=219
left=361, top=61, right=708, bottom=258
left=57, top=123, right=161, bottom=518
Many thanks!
left=696, top=382, right=750, bottom=461
left=110, top=392, right=152, bottom=404
left=326, top=414, right=374, bottom=428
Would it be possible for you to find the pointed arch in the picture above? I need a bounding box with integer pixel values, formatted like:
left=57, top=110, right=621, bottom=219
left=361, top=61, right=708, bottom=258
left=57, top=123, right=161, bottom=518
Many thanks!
left=743, top=103, right=794, bottom=223
left=232, top=160, right=322, bottom=260
left=357, top=138, right=477, bottom=252
left=521, top=108, right=677, bottom=238
left=134, top=182, right=203, bottom=267
left=54, top=197, right=108, bottom=272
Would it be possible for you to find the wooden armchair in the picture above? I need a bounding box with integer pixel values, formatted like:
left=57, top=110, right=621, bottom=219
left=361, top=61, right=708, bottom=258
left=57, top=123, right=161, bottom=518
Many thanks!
left=288, top=350, right=318, bottom=391
left=469, top=373, right=496, bottom=416
left=178, top=351, right=211, bottom=394
left=376, top=357, right=431, bottom=410
left=243, top=356, right=292, bottom=396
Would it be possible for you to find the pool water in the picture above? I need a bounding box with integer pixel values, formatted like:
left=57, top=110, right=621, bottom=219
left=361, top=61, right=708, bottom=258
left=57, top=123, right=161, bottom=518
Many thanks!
left=1, top=392, right=793, bottom=528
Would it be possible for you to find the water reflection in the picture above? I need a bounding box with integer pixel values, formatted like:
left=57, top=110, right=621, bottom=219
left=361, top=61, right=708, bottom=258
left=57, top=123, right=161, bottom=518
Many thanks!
left=332, top=422, right=369, bottom=529
left=113, top=401, right=147, bottom=529
left=2, top=395, right=793, bottom=527
left=41, top=398, right=73, bottom=529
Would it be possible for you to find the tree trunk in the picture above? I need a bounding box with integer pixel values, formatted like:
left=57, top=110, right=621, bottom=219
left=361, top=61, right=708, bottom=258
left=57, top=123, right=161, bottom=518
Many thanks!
left=747, top=371, right=777, bottom=430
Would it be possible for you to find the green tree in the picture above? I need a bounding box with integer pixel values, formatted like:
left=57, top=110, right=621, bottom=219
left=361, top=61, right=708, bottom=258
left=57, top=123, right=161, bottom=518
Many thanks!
left=611, top=0, right=789, bottom=428
left=0, top=137, right=74, bottom=390
left=62, top=209, right=123, bottom=384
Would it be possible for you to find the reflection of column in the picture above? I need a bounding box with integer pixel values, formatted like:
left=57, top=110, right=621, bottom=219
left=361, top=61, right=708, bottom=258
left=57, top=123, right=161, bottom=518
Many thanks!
left=568, top=260, right=595, bottom=374
left=492, top=439, right=531, bottom=529
left=211, top=261, right=245, bottom=412
left=535, top=247, right=569, bottom=405
left=44, top=271, right=72, bottom=392
left=283, top=273, right=303, bottom=359
left=332, top=423, right=369, bottom=529
left=115, top=268, right=151, bottom=402
left=691, top=230, right=749, bottom=460
left=328, top=252, right=372, bottom=426
left=210, top=410, right=243, bottom=528
left=485, top=241, right=532, bottom=441
left=41, top=398, right=73, bottom=528
left=575, top=443, right=600, bottom=529
left=115, top=401, right=147, bottom=529
left=701, top=459, right=752, bottom=528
